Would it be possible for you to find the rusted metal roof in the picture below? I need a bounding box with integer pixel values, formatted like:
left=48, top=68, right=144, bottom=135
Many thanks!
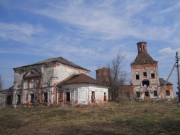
left=159, top=78, right=173, bottom=85
left=14, top=57, right=89, bottom=71
left=131, top=53, right=157, bottom=65
left=0, top=86, right=13, bottom=94
left=61, top=74, right=106, bottom=86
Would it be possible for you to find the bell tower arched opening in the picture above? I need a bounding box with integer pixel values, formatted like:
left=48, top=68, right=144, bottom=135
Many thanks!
left=142, top=80, right=149, bottom=88
left=137, top=42, right=147, bottom=54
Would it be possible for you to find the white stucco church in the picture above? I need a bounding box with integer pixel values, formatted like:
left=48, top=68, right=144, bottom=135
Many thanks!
left=10, top=57, right=108, bottom=107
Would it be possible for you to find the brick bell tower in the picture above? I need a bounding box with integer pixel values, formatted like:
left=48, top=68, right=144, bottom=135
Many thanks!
left=131, top=42, right=160, bottom=100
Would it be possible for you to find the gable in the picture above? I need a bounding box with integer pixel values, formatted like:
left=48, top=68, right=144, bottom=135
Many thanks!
left=24, top=69, right=41, bottom=79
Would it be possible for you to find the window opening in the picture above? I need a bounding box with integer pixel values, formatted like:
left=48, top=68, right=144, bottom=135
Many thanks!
left=91, top=91, right=95, bottom=102
left=136, top=92, right=140, bottom=98
left=151, top=73, right=155, bottom=79
left=143, top=72, right=147, bottom=77
left=136, top=74, right=140, bottom=80
left=166, top=90, right=170, bottom=96
left=154, top=91, right=158, bottom=96
left=104, top=92, right=107, bottom=101
left=66, top=92, right=70, bottom=101
left=145, top=91, right=149, bottom=96
left=127, top=92, right=130, bottom=98
left=17, top=95, right=21, bottom=105
left=142, top=80, right=149, bottom=87
left=7, top=95, right=12, bottom=105
left=30, top=94, right=34, bottom=103
left=44, top=92, right=48, bottom=102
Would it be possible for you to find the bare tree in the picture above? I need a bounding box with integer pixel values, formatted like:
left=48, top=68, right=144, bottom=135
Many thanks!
left=109, top=54, right=127, bottom=100
left=98, top=54, right=127, bottom=101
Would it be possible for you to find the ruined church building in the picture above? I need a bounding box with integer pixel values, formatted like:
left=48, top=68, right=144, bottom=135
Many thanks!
left=0, top=42, right=174, bottom=108
left=97, top=42, right=174, bottom=101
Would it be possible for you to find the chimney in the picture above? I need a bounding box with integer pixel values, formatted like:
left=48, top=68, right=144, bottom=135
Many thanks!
left=96, top=67, right=110, bottom=83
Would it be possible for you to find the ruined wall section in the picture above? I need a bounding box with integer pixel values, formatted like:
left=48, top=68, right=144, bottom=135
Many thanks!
left=160, top=85, right=174, bottom=100
left=131, top=63, right=159, bottom=86
left=14, top=62, right=88, bottom=90
left=53, top=62, right=88, bottom=86
left=14, top=65, right=42, bottom=90
left=131, top=63, right=161, bottom=100
left=13, top=61, right=89, bottom=106
left=61, top=84, right=108, bottom=105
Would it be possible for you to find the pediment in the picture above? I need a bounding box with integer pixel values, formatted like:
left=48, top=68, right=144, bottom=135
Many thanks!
left=24, top=69, right=41, bottom=78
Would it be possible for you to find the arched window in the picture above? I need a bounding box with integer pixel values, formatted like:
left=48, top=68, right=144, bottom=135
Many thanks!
left=142, top=80, right=150, bottom=87
left=143, top=45, right=145, bottom=51
left=135, top=72, right=140, bottom=80
left=151, top=71, right=155, bottom=79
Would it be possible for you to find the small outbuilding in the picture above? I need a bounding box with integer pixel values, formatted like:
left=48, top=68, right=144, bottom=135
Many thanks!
left=58, top=74, right=108, bottom=105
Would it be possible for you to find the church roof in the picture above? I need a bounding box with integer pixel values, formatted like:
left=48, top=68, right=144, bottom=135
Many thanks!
left=61, top=74, right=106, bottom=86
left=14, top=57, right=89, bottom=71
left=131, top=53, right=157, bottom=65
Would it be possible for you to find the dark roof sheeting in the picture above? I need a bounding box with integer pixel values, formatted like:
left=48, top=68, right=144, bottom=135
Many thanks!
left=61, top=74, right=106, bottom=86
left=159, top=78, right=173, bottom=85
left=131, top=53, right=157, bottom=65
left=14, top=57, right=89, bottom=71
left=0, top=86, right=13, bottom=94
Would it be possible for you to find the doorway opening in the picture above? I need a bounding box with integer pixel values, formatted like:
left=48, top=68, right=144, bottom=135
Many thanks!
left=66, top=92, right=70, bottom=101
left=104, top=92, right=107, bottom=101
left=17, top=95, right=21, bottom=105
left=91, top=91, right=95, bottom=102
left=44, top=93, right=48, bottom=102
left=30, top=94, right=34, bottom=103
left=7, top=95, right=12, bottom=105
left=145, top=91, right=149, bottom=96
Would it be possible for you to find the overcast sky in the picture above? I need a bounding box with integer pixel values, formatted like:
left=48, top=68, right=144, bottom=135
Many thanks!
left=0, top=0, right=180, bottom=94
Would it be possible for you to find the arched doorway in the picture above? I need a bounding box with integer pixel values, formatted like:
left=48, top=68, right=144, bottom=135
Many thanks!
left=144, top=91, right=150, bottom=100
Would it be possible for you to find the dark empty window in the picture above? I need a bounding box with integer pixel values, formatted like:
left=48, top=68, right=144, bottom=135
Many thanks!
left=66, top=92, right=70, bottom=101
left=104, top=92, right=107, bottom=101
left=17, top=95, right=21, bottom=105
left=154, top=91, right=158, bottom=96
left=136, top=75, right=140, bottom=80
left=145, top=91, right=149, bottom=96
left=44, top=93, right=48, bottom=102
left=7, top=95, right=12, bottom=105
left=91, top=91, right=95, bottom=102
left=151, top=73, right=155, bottom=79
left=142, top=80, right=150, bottom=87
left=127, top=92, right=130, bottom=98
left=30, top=94, right=34, bottom=103
left=143, top=72, right=147, bottom=77
left=166, top=90, right=170, bottom=96
left=136, top=92, right=140, bottom=98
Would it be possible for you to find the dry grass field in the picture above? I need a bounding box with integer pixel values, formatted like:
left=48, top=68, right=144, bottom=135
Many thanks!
left=0, top=101, right=180, bottom=135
